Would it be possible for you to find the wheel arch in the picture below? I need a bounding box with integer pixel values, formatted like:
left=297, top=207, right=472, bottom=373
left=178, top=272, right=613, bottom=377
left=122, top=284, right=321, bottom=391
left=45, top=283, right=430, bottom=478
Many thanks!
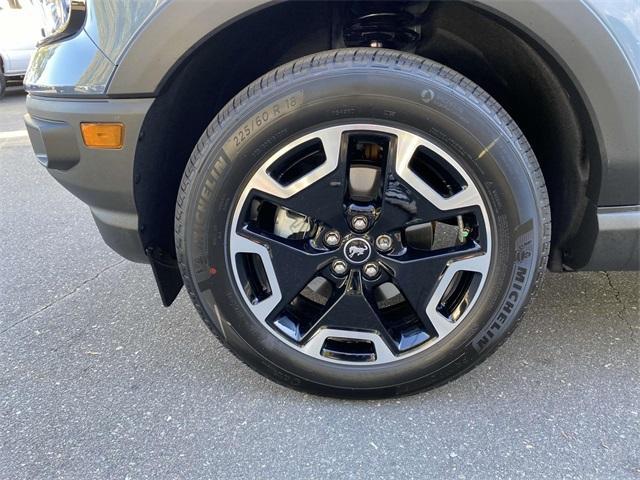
left=128, top=0, right=634, bottom=304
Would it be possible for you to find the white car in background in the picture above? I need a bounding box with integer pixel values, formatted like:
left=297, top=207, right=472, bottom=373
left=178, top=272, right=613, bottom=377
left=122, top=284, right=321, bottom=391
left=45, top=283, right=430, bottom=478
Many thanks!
left=0, top=0, right=43, bottom=99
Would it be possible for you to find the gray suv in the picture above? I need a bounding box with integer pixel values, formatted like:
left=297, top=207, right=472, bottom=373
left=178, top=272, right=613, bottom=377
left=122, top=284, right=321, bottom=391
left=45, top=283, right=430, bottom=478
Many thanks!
left=24, top=0, right=639, bottom=398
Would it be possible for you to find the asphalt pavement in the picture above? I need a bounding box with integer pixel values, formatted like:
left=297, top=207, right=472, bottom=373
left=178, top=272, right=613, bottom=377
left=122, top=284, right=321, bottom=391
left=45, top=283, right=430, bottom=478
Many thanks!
left=1, top=90, right=639, bottom=479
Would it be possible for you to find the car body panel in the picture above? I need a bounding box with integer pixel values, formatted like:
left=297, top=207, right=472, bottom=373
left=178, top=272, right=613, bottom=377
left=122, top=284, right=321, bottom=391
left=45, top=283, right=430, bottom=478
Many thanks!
left=23, top=29, right=114, bottom=95
left=105, top=0, right=268, bottom=95
left=24, top=95, right=152, bottom=262
left=585, top=0, right=640, bottom=85
left=82, top=0, right=161, bottom=64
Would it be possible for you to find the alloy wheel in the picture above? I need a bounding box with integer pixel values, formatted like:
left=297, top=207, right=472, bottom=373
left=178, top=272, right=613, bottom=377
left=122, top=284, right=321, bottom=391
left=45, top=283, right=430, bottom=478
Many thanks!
left=229, top=124, right=492, bottom=365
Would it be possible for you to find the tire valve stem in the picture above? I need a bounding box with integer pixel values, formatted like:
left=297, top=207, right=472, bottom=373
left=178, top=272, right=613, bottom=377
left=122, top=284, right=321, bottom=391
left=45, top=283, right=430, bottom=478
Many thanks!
left=457, top=215, right=471, bottom=243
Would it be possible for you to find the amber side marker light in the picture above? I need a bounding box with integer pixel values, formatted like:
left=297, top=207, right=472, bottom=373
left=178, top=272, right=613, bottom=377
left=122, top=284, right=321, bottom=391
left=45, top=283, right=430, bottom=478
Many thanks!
left=80, top=123, right=124, bottom=149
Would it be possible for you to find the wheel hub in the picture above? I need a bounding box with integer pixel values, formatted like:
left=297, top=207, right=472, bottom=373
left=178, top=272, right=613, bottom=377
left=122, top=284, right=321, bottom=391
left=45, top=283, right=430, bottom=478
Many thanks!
left=342, top=237, right=372, bottom=265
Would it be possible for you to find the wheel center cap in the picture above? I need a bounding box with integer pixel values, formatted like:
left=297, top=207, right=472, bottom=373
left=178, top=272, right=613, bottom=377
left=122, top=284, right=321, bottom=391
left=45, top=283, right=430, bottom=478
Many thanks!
left=343, top=238, right=372, bottom=264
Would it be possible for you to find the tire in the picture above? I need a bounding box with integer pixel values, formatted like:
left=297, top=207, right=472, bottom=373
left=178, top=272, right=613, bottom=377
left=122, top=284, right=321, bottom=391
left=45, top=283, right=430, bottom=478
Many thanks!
left=0, top=69, right=6, bottom=100
left=175, top=48, right=550, bottom=398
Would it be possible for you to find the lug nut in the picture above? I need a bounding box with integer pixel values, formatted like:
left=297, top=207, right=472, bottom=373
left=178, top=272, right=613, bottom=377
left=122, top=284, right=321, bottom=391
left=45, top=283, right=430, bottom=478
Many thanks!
left=323, top=230, right=341, bottom=248
left=375, top=234, right=393, bottom=252
left=362, top=262, right=380, bottom=280
left=351, top=215, right=369, bottom=232
left=331, top=260, right=348, bottom=276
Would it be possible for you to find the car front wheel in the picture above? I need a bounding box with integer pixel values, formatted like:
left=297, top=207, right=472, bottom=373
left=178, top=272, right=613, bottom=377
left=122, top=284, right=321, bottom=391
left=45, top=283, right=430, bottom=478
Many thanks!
left=175, top=49, right=550, bottom=398
left=0, top=68, right=6, bottom=99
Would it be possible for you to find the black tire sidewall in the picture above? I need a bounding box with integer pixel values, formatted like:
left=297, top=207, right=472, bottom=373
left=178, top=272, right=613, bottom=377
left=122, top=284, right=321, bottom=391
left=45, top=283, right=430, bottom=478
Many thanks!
left=0, top=71, right=6, bottom=99
left=178, top=60, right=546, bottom=397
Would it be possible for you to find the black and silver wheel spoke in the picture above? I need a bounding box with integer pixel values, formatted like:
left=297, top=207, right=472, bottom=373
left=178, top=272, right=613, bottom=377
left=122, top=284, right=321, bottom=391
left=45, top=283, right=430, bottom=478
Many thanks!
left=230, top=124, right=492, bottom=365
left=244, top=128, right=349, bottom=230
left=298, top=273, right=400, bottom=359
left=383, top=248, right=489, bottom=338
left=373, top=130, right=484, bottom=235
left=238, top=227, right=334, bottom=312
